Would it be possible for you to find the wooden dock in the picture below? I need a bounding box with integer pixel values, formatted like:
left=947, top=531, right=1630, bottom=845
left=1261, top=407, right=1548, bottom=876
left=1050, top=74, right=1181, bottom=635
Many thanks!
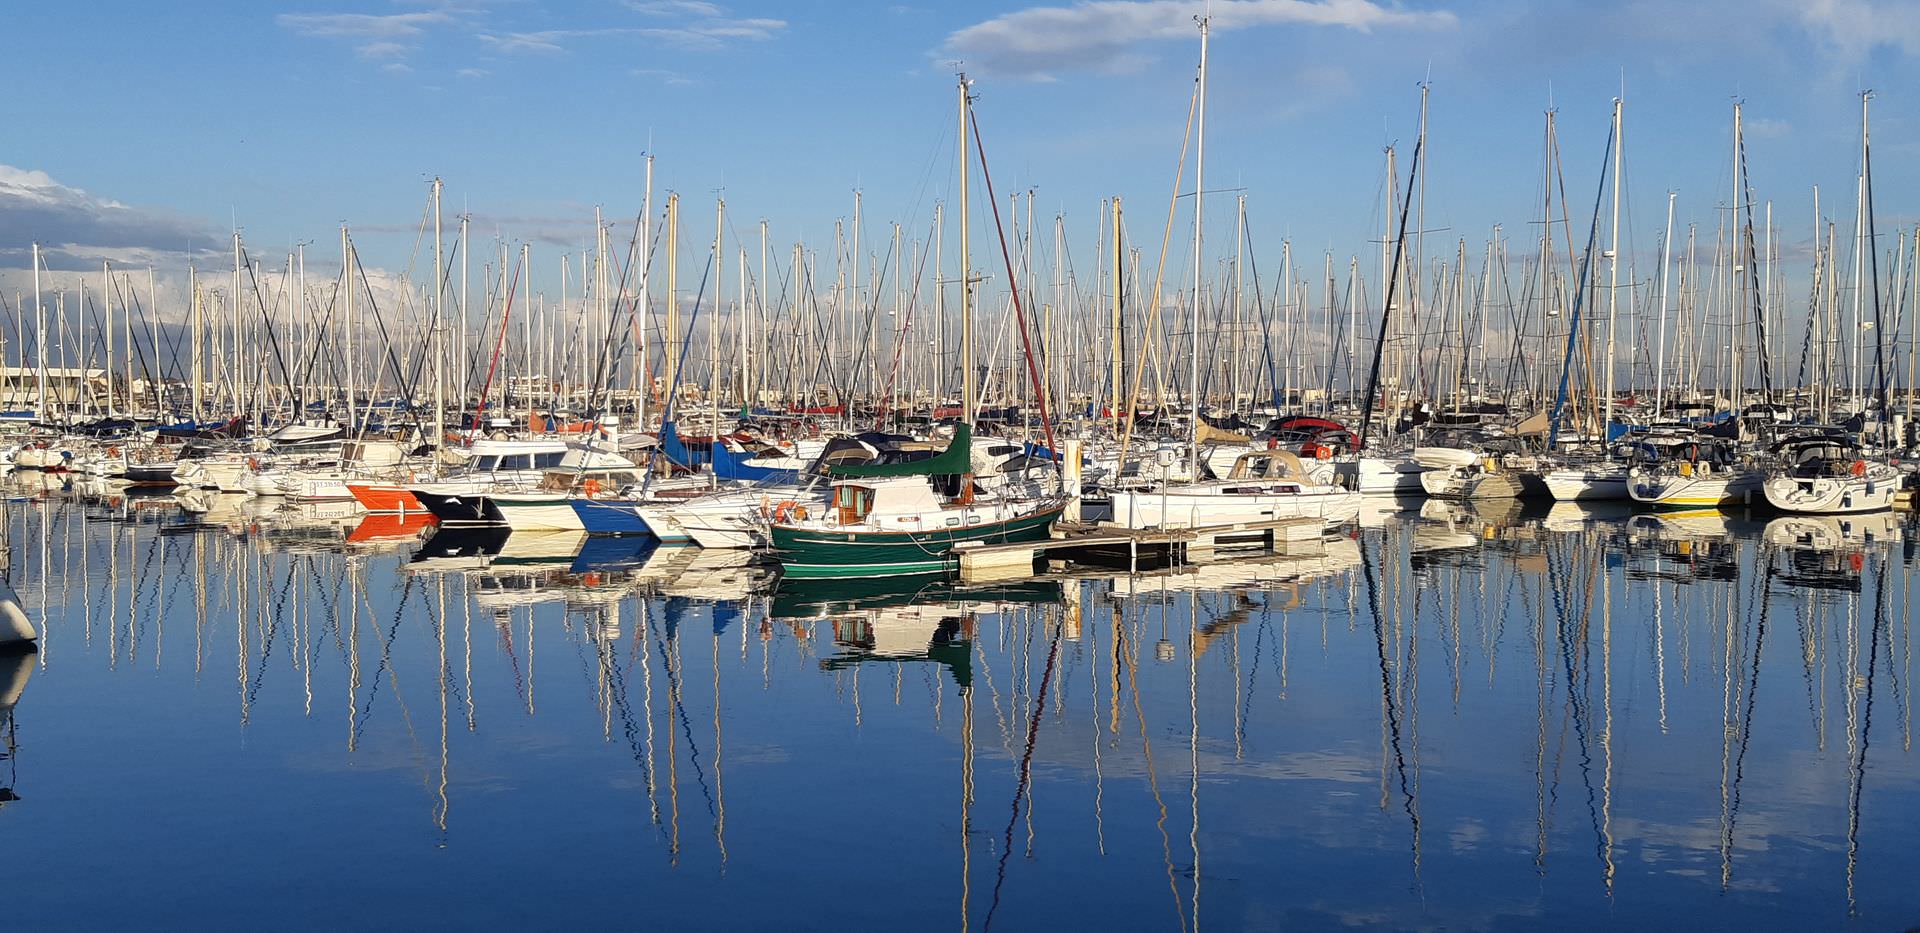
left=953, top=517, right=1323, bottom=584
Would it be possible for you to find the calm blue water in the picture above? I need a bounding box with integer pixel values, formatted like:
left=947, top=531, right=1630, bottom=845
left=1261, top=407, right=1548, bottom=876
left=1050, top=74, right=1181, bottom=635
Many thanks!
left=3, top=483, right=1917, bottom=931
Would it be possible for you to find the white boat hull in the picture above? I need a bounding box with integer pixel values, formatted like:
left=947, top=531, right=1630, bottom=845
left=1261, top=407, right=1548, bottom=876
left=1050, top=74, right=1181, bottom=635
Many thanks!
left=1544, top=466, right=1630, bottom=501
left=1761, top=470, right=1898, bottom=514
left=1335, top=456, right=1425, bottom=495
left=493, top=495, right=586, bottom=532
left=1110, top=486, right=1362, bottom=530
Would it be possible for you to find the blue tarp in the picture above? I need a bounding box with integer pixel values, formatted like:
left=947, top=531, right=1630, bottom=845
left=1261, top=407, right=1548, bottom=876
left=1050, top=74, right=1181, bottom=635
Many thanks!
left=659, top=422, right=711, bottom=468
left=711, top=435, right=799, bottom=483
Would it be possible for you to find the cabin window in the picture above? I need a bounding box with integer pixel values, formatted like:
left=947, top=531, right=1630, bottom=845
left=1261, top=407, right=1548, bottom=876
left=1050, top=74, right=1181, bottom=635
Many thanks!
left=835, top=485, right=875, bottom=524
left=535, top=451, right=564, bottom=468
left=501, top=454, right=532, bottom=471
left=472, top=455, right=500, bottom=472
left=987, top=445, right=1019, bottom=457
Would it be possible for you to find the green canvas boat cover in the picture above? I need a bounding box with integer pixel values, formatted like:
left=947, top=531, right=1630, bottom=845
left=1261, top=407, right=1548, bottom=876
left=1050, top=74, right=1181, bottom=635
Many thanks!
left=828, top=423, right=973, bottom=477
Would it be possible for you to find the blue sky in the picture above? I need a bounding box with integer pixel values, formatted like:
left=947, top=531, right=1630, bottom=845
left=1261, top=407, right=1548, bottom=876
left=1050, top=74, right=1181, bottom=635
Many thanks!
left=4, top=0, right=1919, bottom=297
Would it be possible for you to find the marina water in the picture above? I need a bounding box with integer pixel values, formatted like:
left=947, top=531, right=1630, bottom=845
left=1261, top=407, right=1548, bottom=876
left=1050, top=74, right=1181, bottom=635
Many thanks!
left=4, top=481, right=1917, bottom=931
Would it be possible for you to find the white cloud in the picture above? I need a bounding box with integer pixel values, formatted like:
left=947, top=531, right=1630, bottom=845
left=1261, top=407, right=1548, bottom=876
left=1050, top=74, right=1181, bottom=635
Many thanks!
left=632, top=67, right=698, bottom=86
left=358, top=40, right=410, bottom=59
left=275, top=10, right=450, bottom=39
left=477, top=29, right=601, bottom=54
left=277, top=9, right=456, bottom=60
left=627, top=0, right=724, bottom=16
left=627, top=1, right=786, bottom=49
left=1798, top=0, right=1920, bottom=60
left=0, top=165, right=217, bottom=272
left=939, top=0, right=1456, bottom=79
left=477, top=3, right=785, bottom=55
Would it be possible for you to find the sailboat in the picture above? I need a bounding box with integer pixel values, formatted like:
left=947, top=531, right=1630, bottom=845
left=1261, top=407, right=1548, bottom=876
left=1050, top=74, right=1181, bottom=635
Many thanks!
left=1110, top=447, right=1360, bottom=528
left=766, top=423, right=1063, bottom=579
left=1626, top=430, right=1762, bottom=510
left=1761, top=431, right=1897, bottom=514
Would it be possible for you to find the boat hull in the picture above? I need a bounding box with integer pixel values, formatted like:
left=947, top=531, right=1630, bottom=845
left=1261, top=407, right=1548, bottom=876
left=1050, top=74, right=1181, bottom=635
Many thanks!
left=772, top=506, right=1063, bottom=579
left=494, top=493, right=586, bottom=532
left=571, top=498, right=651, bottom=536
left=346, top=483, right=425, bottom=514
left=1761, top=471, right=1898, bottom=514
left=1544, top=466, right=1630, bottom=501
left=1629, top=469, right=1763, bottom=511
left=1335, top=456, right=1425, bottom=495
left=411, top=489, right=503, bottom=525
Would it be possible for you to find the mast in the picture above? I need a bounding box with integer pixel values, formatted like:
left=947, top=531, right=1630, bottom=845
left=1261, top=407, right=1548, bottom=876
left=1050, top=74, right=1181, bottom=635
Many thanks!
left=459, top=213, right=470, bottom=420
left=757, top=217, right=768, bottom=409
left=639, top=154, right=653, bottom=429
left=229, top=231, right=240, bottom=423
left=713, top=196, right=724, bottom=440
left=189, top=261, right=202, bottom=422
left=136, top=266, right=148, bottom=419
left=1654, top=191, right=1676, bottom=420
left=341, top=226, right=356, bottom=432
left=31, top=243, right=44, bottom=421
left=958, top=72, right=975, bottom=426
left=103, top=260, right=114, bottom=416
left=1187, top=12, right=1209, bottom=470
left=1862, top=90, right=1890, bottom=449
left=1602, top=97, right=1623, bottom=439
left=666, top=192, right=680, bottom=420
left=1110, top=196, right=1124, bottom=434
left=432, top=177, right=445, bottom=458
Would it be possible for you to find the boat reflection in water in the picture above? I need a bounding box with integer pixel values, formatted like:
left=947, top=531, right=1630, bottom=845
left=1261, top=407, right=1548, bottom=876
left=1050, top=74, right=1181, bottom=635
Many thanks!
left=0, top=648, right=29, bottom=808
left=3, top=481, right=1919, bottom=930
left=774, top=576, right=1064, bottom=689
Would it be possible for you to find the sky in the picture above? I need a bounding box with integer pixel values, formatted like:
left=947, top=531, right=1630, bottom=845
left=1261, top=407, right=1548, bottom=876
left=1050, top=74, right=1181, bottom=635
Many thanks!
left=4, top=0, right=1920, bottom=317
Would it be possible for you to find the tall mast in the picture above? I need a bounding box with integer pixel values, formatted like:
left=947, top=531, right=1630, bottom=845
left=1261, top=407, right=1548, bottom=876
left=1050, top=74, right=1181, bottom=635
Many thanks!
left=32, top=242, right=45, bottom=421
left=714, top=195, right=725, bottom=433
left=229, top=231, right=240, bottom=422
left=1602, top=97, right=1623, bottom=438
left=1654, top=190, right=1676, bottom=420
left=137, top=267, right=149, bottom=419
left=1232, top=194, right=1245, bottom=413
left=666, top=192, right=680, bottom=420
left=1110, top=196, right=1124, bottom=434
left=432, top=177, right=445, bottom=457
left=1862, top=90, right=1889, bottom=448
left=190, top=261, right=203, bottom=422
left=1188, top=12, right=1209, bottom=469
left=459, top=213, right=469, bottom=418
left=756, top=217, right=768, bottom=409
left=103, top=260, right=114, bottom=416
left=638, top=154, right=653, bottom=429
left=341, top=226, right=356, bottom=432
left=958, top=72, right=975, bottom=426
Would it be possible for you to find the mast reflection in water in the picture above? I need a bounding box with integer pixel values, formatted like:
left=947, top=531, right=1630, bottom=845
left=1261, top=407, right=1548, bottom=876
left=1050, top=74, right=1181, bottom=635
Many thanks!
left=4, top=477, right=1918, bottom=930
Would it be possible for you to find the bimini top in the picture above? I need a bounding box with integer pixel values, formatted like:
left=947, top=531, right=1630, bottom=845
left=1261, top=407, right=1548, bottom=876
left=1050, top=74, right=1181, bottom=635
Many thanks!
left=828, top=423, right=973, bottom=478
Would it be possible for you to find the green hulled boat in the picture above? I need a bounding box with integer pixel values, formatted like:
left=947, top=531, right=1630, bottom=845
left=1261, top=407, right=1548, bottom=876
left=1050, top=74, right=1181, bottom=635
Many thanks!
left=770, top=501, right=1063, bottom=578
left=767, top=424, right=1064, bottom=579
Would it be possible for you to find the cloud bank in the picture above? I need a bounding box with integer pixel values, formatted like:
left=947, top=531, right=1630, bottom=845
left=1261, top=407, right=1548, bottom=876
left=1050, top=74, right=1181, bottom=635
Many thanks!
left=939, top=0, right=1456, bottom=79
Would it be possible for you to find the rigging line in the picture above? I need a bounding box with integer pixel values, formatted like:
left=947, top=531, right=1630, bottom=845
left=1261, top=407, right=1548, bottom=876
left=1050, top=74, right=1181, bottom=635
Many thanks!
left=1545, top=117, right=1618, bottom=449
left=1116, top=67, right=1203, bottom=474
left=969, top=107, right=1061, bottom=474
left=1357, top=130, right=1424, bottom=452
